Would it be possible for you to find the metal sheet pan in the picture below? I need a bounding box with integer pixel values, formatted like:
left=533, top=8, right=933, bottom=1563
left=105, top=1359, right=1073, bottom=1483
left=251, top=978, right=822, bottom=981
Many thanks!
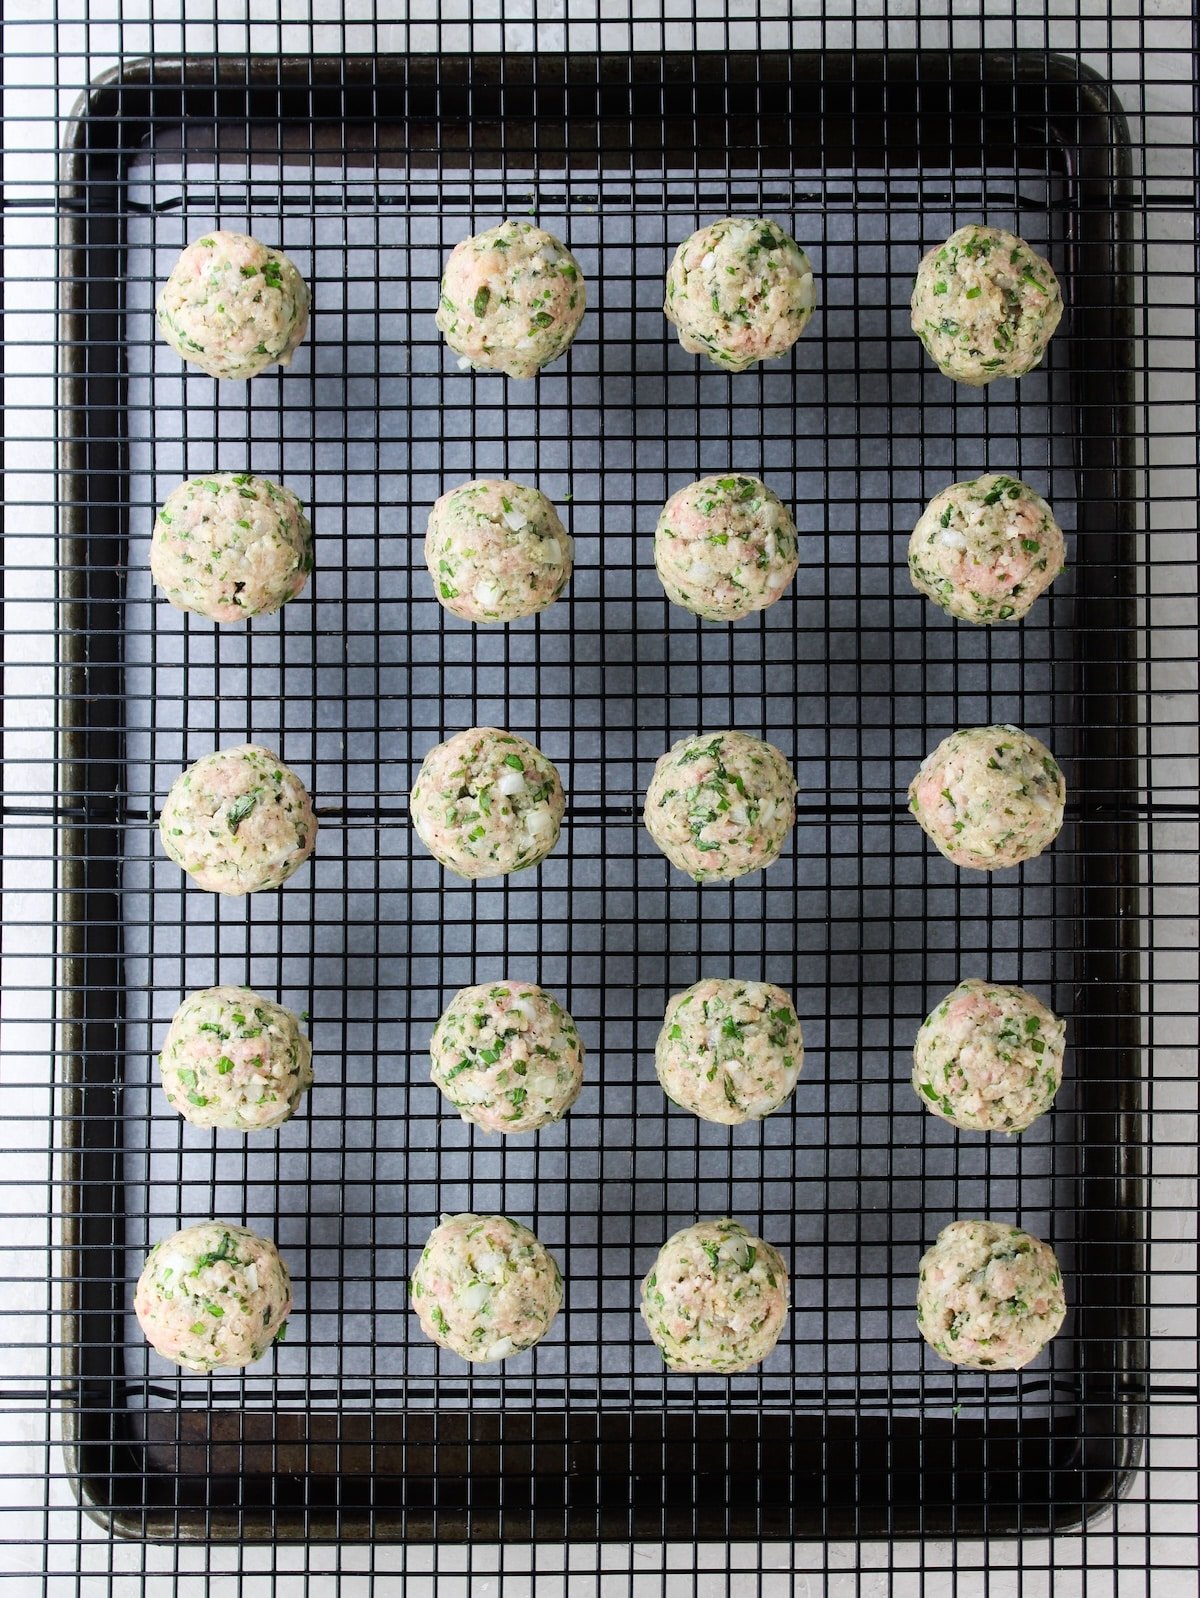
left=58, top=51, right=1144, bottom=1541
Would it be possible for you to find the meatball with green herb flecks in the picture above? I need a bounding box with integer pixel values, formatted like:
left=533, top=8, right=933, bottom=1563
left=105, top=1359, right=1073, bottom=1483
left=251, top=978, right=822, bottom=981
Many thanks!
left=158, top=744, right=317, bottom=896
left=654, top=474, right=799, bottom=621
left=912, top=978, right=1065, bottom=1134
left=640, top=1218, right=789, bottom=1373
left=430, top=979, right=583, bottom=1134
left=908, top=725, right=1065, bottom=872
left=150, top=472, right=313, bottom=622
left=410, top=727, right=564, bottom=880
left=643, top=730, right=796, bottom=883
left=410, top=1212, right=563, bottom=1363
left=156, top=231, right=309, bottom=380
left=135, top=1221, right=292, bottom=1372
left=424, top=479, right=572, bottom=623
left=916, top=1219, right=1065, bottom=1370
left=159, top=985, right=313, bottom=1132
left=655, top=978, right=803, bottom=1124
left=664, top=217, right=815, bottom=371
left=910, top=224, right=1063, bottom=386
left=908, top=474, right=1065, bottom=625
left=435, top=221, right=586, bottom=379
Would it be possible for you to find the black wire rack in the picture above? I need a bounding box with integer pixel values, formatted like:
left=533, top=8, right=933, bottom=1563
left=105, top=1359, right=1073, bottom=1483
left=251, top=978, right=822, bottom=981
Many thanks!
left=1, top=12, right=1198, bottom=1595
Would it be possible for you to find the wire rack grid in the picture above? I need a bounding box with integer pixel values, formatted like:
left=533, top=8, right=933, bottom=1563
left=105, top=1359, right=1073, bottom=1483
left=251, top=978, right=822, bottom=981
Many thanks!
left=0, top=6, right=1197, bottom=1596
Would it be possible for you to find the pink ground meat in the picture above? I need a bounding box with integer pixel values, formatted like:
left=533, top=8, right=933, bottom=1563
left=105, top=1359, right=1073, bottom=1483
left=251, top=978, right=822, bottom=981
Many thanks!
left=643, top=730, right=797, bottom=882
left=135, top=1221, right=292, bottom=1372
left=156, top=231, right=309, bottom=380
left=640, top=1218, right=789, bottom=1373
left=158, top=744, right=317, bottom=895
left=664, top=217, right=815, bottom=371
left=653, top=474, right=799, bottom=621
left=912, top=977, right=1065, bottom=1134
left=908, top=724, right=1065, bottom=871
left=435, top=221, right=586, bottom=379
left=410, top=727, right=564, bottom=879
left=424, top=478, right=572, bottom=623
left=908, top=473, right=1065, bottom=624
left=916, top=1219, right=1066, bottom=1370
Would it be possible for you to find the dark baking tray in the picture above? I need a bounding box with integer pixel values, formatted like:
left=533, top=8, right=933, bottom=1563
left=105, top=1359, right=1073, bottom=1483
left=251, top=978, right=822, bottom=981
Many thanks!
left=57, top=51, right=1144, bottom=1541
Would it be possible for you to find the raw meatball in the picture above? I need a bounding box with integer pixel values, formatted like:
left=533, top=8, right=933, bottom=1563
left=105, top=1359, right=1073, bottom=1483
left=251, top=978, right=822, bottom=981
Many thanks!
left=159, top=744, right=317, bottom=895
left=643, top=730, right=796, bottom=882
left=656, top=978, right=803, bottom=1124
left=640, top=1218, right=789, bottom=1373
left=410, top=726, right=564, bottom=880
left=654, top=474, right=799, bottom=621
left=150, top=472, right=313, bottom=623
left=425, top=479, right=572, bottom=624
left=909, top=725, right=1065, bottom=872
left=134, top=1220, right=292, bottom=1373
left=159, top=985, right=313, bottom=1133
left=664, top=217, right=815, bottom=371
left=913, top=978, right=1065, bottom=1135
left=435, top=220, right=586, bottom=379
left=916, top=1219, right=1066, bottom=1370
left=156, top=231, right=309, bottom=380
left=908, top=474, right=1065, bottom=625
left=410, top=1212, right=563, bottom=1363
left=430, top=979, right=583, bottom=1134
left=911, top=224, right=1063, bottom=386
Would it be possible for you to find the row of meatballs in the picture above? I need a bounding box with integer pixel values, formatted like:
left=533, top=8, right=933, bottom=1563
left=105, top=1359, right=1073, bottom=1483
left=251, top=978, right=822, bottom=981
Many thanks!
left=156, top=972, right=1063, bottom=1142
left=157, top=720, right=1066, bottom=894
left=147, top=466, right=1067, bottom=631
left=156, top=218, right=1061, bottom=387
left=135, top=1212, right=1066, bottom=1380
